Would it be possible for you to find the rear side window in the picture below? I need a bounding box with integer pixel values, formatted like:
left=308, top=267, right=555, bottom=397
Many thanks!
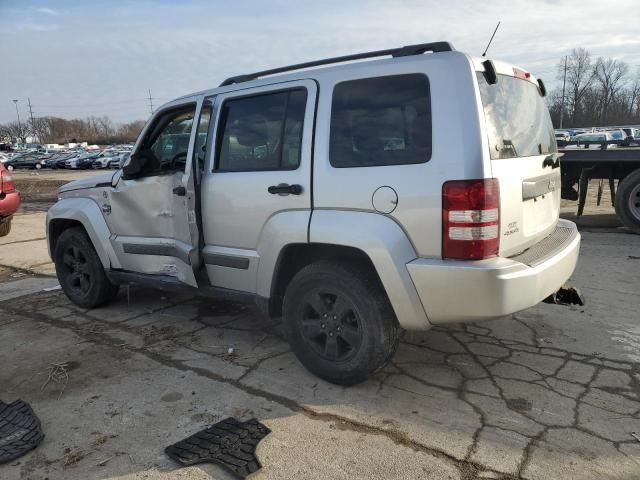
left=477, top=73, right=557, bottom=159
left=216, top=89, right=307, bottom=171
left=330, top=74, right=431, bottom=168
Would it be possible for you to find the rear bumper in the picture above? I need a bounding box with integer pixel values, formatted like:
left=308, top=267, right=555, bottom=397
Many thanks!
left=0, top=191, right=21, bottom=217
left=407, top=219, right=580, bottom=325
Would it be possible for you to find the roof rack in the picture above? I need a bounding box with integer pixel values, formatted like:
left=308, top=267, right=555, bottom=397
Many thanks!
left=219, top=41, right=455, bottom=87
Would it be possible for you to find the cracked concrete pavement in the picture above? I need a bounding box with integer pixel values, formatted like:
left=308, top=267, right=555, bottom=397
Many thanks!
left=0, top=228, right=639, bottom=479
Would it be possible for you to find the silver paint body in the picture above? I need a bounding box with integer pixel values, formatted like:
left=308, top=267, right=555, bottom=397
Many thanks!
left=47, top=50, right=580, bottom=329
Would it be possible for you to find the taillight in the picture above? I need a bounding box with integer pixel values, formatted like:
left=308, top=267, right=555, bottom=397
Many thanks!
left=0, top=169, right=16, bottom=193
left=442, top=179, right=500, bottom=260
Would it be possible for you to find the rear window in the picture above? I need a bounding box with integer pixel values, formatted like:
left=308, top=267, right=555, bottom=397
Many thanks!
left=477, top=73, right=556, bottom=159
left=330, top=74, right=431, bottom=168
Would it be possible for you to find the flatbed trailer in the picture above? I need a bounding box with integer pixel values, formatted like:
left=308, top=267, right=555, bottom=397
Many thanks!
left=559, top=143, right=640, bottom=232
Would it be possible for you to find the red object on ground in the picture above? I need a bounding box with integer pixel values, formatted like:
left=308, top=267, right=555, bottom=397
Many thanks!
left=0, top=162, right=21, bottom=217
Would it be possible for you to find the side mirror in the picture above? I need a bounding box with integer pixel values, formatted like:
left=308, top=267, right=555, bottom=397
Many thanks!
left=122, top=149, right=153, bottom=179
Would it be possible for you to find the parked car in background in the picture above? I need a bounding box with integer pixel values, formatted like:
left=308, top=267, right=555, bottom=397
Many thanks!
left=92, top=151, right=121, bottom=169
left=554, top=131, right=570, bottom=146
left=0, top=153, right=10, bottom=163
left=4, top=153, right=47, bottom=170
left=66, top=152, right=99, bottom=169
left=621, top=128, right=639, bottom=146
left=606, top=129, right=626, bottom=142
left=0, top=162, right=20, bottom=237
left=566, top=131, right=618, bottom=149
left=45, top=153, right=75, bottom=169
left=112, top=152, right=130, bottom=169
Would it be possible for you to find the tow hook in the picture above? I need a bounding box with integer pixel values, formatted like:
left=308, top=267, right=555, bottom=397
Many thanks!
left=543, top=285, right=585, bottom=306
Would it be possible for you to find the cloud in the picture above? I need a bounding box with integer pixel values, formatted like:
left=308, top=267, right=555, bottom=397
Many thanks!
left=36, top=6, right=59, bottom=16
left=1, top=0, right=639, bottom=124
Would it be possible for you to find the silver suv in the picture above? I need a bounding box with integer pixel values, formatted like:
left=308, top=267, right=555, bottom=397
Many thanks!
left=47, top=42, right=580, bottom=385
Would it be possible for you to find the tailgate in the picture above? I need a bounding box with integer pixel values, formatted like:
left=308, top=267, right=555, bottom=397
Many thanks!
left=492, top=157, right=560, bottom=256
left=476, top=68, right=560, bottom=257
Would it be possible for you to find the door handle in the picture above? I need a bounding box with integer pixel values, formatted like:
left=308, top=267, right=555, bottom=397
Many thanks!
left=173, top=186, right=186, bottom=196
left=268, top=183, right=303, bottom=195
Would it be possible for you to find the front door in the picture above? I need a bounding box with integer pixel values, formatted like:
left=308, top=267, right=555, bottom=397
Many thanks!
left=200, top=80, right=317, bottom=293
left=105, top=99, right=209, bottom=287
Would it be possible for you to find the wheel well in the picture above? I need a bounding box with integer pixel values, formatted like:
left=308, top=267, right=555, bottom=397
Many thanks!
left=49, top=219, right=85, bottom=254
left=269, top=243, right=379, bottom=317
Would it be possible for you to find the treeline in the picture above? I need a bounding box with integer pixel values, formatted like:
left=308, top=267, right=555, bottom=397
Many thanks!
left=0, top=116, right=146, bottom=145
left=547, top=48, right=640, bottom=128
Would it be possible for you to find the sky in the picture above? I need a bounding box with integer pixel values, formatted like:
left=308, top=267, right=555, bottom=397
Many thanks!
left=1, top=0, right=639, bottom=125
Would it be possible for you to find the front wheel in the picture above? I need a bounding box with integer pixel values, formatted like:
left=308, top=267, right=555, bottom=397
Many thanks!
left=35, top=163, right=42, bottom=170
left=283, top=261, right=400, bottom=385
left=6, top=165, right=13, bottom=171
left=54, top=227, right=119, bottom=308
left=614, top=169, right=640, bottom=234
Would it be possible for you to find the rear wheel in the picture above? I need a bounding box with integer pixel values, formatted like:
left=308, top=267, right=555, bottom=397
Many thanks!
left=0, top=217, right=12, bottom=237
left=283, top=261, right=400, bottom=385
left=614, top=169, right=640, bottom=234
left=6, top=165, right=13, bottom=171
left=35, top=163, right=42, bottom=170
left=54, top=227, right=119, bottom=308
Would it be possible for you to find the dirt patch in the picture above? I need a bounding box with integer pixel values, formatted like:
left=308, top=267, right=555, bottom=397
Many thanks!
left=11, top=170, right=101, bottom=203
left=0, top=266, right=45, bottom=283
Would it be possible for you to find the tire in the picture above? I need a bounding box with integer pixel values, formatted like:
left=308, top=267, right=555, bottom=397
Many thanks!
left=53, top=227, right=119, bottom=308
left=0, top=218, right=11, bottom=237
left=35, top=163, right=42, bottom=170
left=614, top=169, right=640, bottom=234
left=6, top=165, right=13, bottom=171
left=283, top=261, right=400, bottom=385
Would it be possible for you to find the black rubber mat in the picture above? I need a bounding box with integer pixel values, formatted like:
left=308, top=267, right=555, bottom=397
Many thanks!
left=165, top=417, right=270, bottom=478
left=0, top=400, right=44, bottom=464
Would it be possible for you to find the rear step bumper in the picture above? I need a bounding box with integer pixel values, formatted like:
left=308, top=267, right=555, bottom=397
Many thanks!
left=406, top=219, right=580, bottom=325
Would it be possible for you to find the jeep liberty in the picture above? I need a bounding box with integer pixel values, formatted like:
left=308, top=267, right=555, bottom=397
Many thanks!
left=47, top=42, right=580, bottom=385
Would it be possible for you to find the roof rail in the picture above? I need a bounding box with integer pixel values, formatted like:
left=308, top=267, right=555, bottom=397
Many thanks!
left=219, top=41, right=455, bottom=87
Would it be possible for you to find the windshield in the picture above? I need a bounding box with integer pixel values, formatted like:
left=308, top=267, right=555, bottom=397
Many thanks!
left=477, top=73, right=556, bottom=159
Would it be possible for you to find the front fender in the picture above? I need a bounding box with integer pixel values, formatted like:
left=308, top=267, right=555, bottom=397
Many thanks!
left=47, top=197, right=121, bottom=269
left=309, top=210, right=431, bottom=330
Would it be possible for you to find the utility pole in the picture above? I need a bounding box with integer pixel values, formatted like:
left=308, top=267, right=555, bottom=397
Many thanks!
left=12, top=99, right=22, bottom=144
left=147, top=89, right=154, bottom=115
left=559, top=55, right=567, bottom=129
left=27, top=97, right=36, bottom=143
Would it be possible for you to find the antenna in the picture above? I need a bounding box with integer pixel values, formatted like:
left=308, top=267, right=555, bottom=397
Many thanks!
left=482, top=21, right=501, bottom=57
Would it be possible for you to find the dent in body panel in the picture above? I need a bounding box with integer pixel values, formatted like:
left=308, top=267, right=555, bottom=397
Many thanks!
left=309, top=210, right=430, bottom=330
left=106, top=174, right=178, bottom=239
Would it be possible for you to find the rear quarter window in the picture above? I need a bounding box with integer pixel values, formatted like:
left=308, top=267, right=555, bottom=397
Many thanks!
left=477, top=73, right=556, bottom=159
left=330, top=74, right=431, bottom=168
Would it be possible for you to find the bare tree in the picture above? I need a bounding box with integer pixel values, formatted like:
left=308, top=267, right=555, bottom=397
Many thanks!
left=557, top=48, right=597, bottom=125
left=628, top=70, right=640, bottom=117
left=0, top=121, right=31, bottom=143
left=594, top=57, right=629, bottom=124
